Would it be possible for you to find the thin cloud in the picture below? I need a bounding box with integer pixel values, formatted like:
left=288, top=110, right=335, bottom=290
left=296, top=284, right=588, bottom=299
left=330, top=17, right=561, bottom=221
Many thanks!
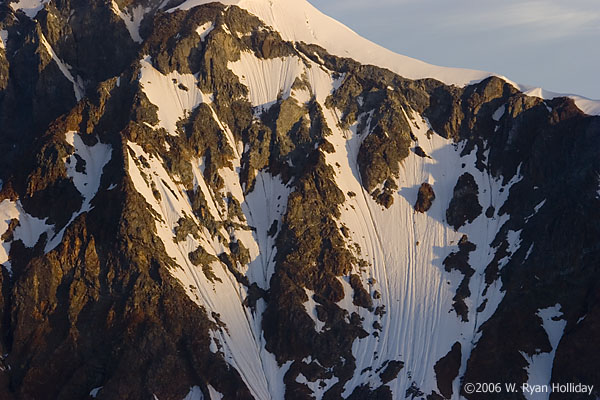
left=315, top=0, right=600, bottom=41
left=438, top=1, right=600, bottom=42
left=308, top=0, right=600, bottom=98
left=308, top=0, right=419, bottom=12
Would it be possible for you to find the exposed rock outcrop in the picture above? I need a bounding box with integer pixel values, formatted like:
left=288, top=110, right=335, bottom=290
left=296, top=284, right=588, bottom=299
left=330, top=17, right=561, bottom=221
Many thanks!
left=446, top=172, right=482, bottom=230
left=414, top=182, right=435, bottom=213
left=434, top=342, right=461, bottom=399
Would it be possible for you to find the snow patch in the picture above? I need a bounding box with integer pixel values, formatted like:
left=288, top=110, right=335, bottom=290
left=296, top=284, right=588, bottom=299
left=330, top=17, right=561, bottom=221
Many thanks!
left=296, top=373, right=338, bottom=400
left=525, top=199, right=546, bottom=222
left=524, top=244, right=534, bottom=261
left=89, top=387, right=102, bottom=398
left=569, top=96, right=600, bottom=116
left=139, top=57, right=213, bottom=135
left=517, top=85, right=600, bottom=116
left=207, top=385, right=223, bottom=400
left=496, top=229, right=522, bottom=270
left=492, top=104, right=505, bottom=121
left=334, top=276, right=355, bottom=320
left=303, top=289, right=325, bottom=332
left=111, top=1, right=147, bottom=43
left=64, top=131, right=113, bottom=211
left=0, top=30, right=7, bottom=50
left=505, top=229, right=523, bottom=254
left=242, top=171, right=290, bottom=288
left=182, top=386, right=204, bottom=400
left=534, top=199, right=546, bottom=214
left=229, top=51, right=337, bottom=113
left=45, top=132, right=112, bottom=252
left=0, top=199, right=53, bottom=267
left=196, top=21, right=215, bottom=41
left=9, top=0, right=49, bottom=18
left=291, top=86, right=311, bottom=105
left=522, top=305, right=566, bottom=400
left=228, top=52, right=304, bottom=109
left=190, top=158, right=221, bottom=220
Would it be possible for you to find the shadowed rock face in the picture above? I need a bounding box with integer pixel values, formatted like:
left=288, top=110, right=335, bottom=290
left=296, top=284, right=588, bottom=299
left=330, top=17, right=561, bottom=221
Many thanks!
left=443, top=235, right=476, bottom=322
left=446, top=172, right=482, bottom=230
left=0, top=1, right=599, bottom=399
left=434, top=342, right=461, bottom=399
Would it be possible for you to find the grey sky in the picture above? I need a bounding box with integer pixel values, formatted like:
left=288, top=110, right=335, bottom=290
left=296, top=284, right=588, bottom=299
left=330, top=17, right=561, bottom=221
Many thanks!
left=307, top=0, right=600, bottom=100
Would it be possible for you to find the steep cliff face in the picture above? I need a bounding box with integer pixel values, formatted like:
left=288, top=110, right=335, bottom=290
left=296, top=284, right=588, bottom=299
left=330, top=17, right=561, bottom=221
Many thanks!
left=0, top=1, right=599, bottom=399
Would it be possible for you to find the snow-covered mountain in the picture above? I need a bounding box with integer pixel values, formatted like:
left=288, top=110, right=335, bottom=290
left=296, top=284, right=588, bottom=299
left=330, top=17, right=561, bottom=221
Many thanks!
left=0, top=0, right=599, bottom=399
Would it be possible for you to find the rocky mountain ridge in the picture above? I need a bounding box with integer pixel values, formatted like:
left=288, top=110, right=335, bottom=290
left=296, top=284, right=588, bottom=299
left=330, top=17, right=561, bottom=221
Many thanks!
left=0, top=0, right=599, bottom=399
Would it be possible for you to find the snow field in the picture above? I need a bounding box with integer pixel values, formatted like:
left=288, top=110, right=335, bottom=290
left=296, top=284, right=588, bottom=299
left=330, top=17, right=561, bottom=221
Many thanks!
left=139, top=57, right=214, bottom=136
left=126, top=133, right=291, bottom=398
left=521, top=305, right=566, bottom=400
left=320, top=105, right=524, bottom=398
